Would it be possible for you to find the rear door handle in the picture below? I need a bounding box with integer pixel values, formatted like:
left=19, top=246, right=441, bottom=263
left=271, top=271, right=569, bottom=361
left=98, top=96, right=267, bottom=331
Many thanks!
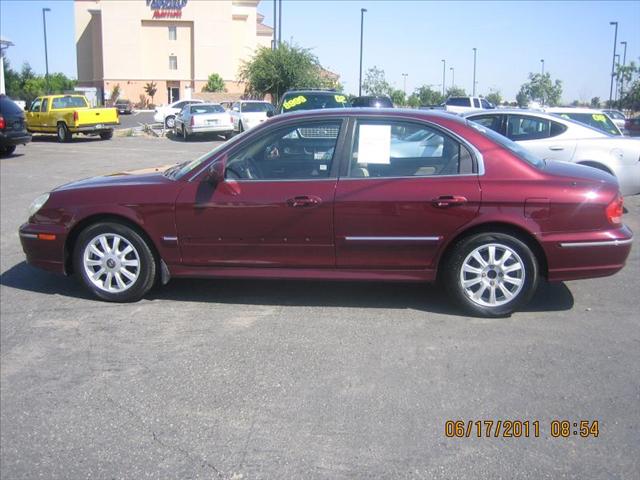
left=432, top=195, right=468, bottom=208
left=287, top=195, right=321, bottom=208
left=549, top=145, right=564, bottom=151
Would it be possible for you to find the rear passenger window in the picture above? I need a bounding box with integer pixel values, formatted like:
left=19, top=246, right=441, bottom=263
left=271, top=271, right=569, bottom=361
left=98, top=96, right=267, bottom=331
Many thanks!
left=506, top=115, right=551, bottom=141
left=469, top=115, right=502, bottom=133
left=349, top=121, right=475, bottom=178
left=550, top=121, right=567, bottom=138
left=473, top=98, right=481, bottom=108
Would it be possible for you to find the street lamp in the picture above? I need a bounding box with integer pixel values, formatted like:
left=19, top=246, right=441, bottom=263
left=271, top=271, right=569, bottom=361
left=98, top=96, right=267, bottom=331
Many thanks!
left=472, top=48, right=477, bottom=96
left=278, top=0, right=282, bottom=46
left=358, top=8, right=367, bottom=96
left=401, top=73, right=408, bottom=97
left=620, top=40, right=628, bottom=101
left=450, top=67, right=455, bottom=88
left=540, top=59, right=544, bottom=75
left=272, top=0, right=277, bottom=50
left=42, top=7, right=51, bottom=93
left=608, top=21, right=618, bottom=106
left=614, top=54, right=620, bottom=103
left=441, top=59, right=446, bottom=96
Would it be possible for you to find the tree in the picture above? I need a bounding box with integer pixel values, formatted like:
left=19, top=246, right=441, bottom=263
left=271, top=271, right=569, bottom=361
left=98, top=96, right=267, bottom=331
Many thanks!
left=390, top=89, right=405, bottom=106
left=144, top=82, right=157, bottom=105
left=516, top=90, right=529, bottom=108
left=362, top=66, right=392, bottom=96
left=445, top=86, right=467, bottom=98
left=590, top=97, right=601, bottom=108
left=239, top=44, right=332, bottom=103
left=485, top=90, right=502, bottom=106
left=406, top=93, right=421, bottom=108
left=110, top=83, right=121, bottom=103
left=517, top=72, right=563, bottom=106
left=1, top=60, right=75, bottom=103
left=202, top=73, right=226, bottom=93
left=616, top=61, right=640, bottom=110
left=413, top=85, right=443, bottom=106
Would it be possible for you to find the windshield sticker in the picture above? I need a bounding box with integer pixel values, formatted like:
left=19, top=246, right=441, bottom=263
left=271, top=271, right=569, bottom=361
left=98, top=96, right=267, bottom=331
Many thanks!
left=357, top=125, right=391, bottom=164
left=592, top=114, right=607, bottom=122
left=334, top=94, right=347, bottom=103
left=283, top=95, right=307, bottom=110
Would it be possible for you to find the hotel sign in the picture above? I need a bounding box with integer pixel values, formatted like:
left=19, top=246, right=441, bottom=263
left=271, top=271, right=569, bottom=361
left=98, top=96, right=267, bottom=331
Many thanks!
left=146, top=0, right=188, bottom=19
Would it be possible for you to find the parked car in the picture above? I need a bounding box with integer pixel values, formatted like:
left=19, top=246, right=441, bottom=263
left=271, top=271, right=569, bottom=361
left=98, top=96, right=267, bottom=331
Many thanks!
left=602, top=109, right=627, bottom=133
left=351, top=95, right=394, bottom=108
left=543, top=107, right=622, bottom=136
left=276, top=90, right=349, bottom=114
left=0, top=95, right=32, bottom=156
left=465, top=109, right=640, bottom=196
left=25, top=94, right=119, bottom=142
left=174, top=103, right=233, bottom=140
left=229, top=100, right=274, bottom=133
left=624, top=116, right=640, bottom=137
left=444, top=96, right=495, bottom=114
left=153, top=99, right=204, bottom=128
left=114, top=99, right=133, bottom=114
left=19, top=109, right=633, bottom=317
left=220, top=101, right=233, bottom=111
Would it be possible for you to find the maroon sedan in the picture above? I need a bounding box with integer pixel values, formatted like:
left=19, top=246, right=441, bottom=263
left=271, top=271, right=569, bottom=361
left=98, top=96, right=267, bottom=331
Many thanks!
left=20, top=109, right=633, bottom=317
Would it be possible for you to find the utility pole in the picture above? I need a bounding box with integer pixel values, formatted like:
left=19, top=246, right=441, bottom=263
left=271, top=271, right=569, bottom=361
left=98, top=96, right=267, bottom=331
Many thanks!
left=358, top=8, right=367, bottom=96
left=450, top=67, right=455, bottom=88
left=540, top=59, right=544, bottom=75
left=608, top=21, right=618, bottom=106
left=441, top=59, right=446, bottom=97
left=42, top=7, right=51, bottom=93
left=278, top=0, right=282, bottom=46
left=614, top=54, right=620, bottom=103
left=472, top=48, right=477, bottom=96
left=272, top=0, right=277, bottom=49
left=402, top=73, right=408, bottom=97
left=620, top=40, right=628, bottom=102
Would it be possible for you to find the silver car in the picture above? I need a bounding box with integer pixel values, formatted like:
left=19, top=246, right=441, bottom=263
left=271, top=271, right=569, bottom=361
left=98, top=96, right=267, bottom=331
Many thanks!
left=174, top=103, right=234, bottom=140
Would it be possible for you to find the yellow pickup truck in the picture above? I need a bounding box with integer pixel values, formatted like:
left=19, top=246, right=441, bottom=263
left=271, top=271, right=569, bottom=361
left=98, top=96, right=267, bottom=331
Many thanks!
left=25, top=94, right=119, bottom=142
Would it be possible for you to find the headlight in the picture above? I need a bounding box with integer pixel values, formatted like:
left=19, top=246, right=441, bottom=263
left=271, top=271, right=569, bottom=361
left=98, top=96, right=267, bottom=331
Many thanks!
left=28, top=193, right=50, bottom=217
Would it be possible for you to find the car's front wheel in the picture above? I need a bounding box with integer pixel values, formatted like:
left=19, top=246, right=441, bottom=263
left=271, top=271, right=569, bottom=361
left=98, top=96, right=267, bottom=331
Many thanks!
left=73, top=222, right=156, bottom=302
left=444, top=232, right=538, bottom=317
left=165, top=115, right=176, bottom=129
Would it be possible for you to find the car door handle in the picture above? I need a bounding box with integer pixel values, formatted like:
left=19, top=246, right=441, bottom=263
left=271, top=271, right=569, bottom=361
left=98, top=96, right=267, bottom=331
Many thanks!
left=549, top=145, right=564, bottom=151
left=287, top=195, right=321, bottom=208
left=432, top=195, right=468, bottom=208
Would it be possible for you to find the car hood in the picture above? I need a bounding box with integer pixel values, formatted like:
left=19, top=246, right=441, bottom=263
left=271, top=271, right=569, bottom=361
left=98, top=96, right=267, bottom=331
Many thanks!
left=53, top=165, right=175, bottom=191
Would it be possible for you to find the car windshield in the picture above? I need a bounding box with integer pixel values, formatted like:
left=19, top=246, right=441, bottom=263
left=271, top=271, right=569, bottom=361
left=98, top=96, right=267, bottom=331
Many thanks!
left=281, top=93, right=348, bottom=112
left=467, top=120, right=545, bottom=169
left=603, top=110, right=625, bottom=120
left=553, top=112, right=620, bottom=136
left=191, top=105, right=225, bottom=114
left=116, top=100, right=130, bottom=105
left=52, top=96, right=88, bottom=109
left=242, top=102, right=271, bottom=113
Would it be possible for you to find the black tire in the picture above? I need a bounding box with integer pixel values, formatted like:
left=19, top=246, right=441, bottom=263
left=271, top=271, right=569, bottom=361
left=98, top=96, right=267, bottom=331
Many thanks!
left=57, top=123, right=72, bottom=143
left=443, top=232, right=539, bottom=317
left=1, top=145, right=17, bottom=156
left=73, top=222, right=157, bottom=302
left=223, top=131, right=233, bottom=140
left=165, top=115, right=176, bottom=129
left=238, top=120, right=244, bottom=133
left=99, top=130, right=113, bottom=140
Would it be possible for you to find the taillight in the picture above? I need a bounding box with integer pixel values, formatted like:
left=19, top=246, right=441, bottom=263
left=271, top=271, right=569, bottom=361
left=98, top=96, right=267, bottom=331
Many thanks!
left=605, top=194, right=624, bottom=225
left=73, top=111, right=79, bottom=122
left=0, top=115, right=5, bottom=130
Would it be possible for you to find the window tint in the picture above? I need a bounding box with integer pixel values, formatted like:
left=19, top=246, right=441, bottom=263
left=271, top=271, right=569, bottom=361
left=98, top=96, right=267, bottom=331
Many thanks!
left=191, top=105, right=225, bottom=114
left=480, top=99, right=492, bottom=109
left=30, top=99, right=42, bottom=112
left=42, top=98, right=49, bottom=112
left=241, top=102, right=271, bottom=112
left=348, top=121, right=475, bottom=178
left=468, top=115, right=502, bottom=133
left=446, top=97, right=471, bottom=107
left=52, top=96, right=88, bottom=109
left=554, top=112, right=620, bottom=136
left=174, top=101, right=187, bottom=109
left=473, top=98, right=481, bottom=108
left=225, top=120, right=342, bottom=180
left=506, top=115, right=552, bottom=141
left=168, top=26, right=177, bottom=40
left=549, top=121, right=567, bottom=137
left=468, top=121, right=544, bottom=168
left=280, top=93, right=348, bottom=112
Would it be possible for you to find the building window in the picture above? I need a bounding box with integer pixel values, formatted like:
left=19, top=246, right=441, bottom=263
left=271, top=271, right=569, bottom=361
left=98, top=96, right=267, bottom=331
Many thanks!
left=169, top=55, right=178, bottom=70
left=168, top=26, right=177, bottom=40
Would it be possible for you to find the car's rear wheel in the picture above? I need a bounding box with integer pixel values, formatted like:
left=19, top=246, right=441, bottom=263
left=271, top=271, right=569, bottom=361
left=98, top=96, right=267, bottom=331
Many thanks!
left=73, top=222, right=156, bottom=302
left=165, top=115, right=176, bottom=129
left=1, top=145, right=17, bottom=156
left=444, top=232, right=538, bottom=317
left=238, top=120, right=244, bottom=133
left=57, top=123, right=72, bottom=142
left=99, top=130, right=113, bottom=140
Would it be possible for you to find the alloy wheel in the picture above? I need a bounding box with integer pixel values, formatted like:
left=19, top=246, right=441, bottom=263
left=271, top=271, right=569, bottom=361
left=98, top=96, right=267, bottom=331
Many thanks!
left=82, top=233, right=141, bottom=293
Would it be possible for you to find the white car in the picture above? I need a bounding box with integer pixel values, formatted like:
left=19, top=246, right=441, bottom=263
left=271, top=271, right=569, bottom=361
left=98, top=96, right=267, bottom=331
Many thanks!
left=465, top=109, right=640, bottom=196
left=443, top=96, right=495, bottom=114
left=602, top=109, right=627, bottom=133
left=153, top=99, right=204, bottom=128
left=230, top=100, right=274, bottom=133
left=174, top=103, right=233, bottom=140
left=542, top=107, right=623, bottom=136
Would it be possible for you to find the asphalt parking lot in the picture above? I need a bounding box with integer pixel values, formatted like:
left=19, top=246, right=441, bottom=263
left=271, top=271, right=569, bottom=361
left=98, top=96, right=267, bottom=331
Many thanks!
left=1, top=135, right=639, bottom=479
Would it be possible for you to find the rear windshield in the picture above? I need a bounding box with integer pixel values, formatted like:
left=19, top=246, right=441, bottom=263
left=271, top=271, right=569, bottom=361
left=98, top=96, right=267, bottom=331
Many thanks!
left=115, top=99, right=130, bottom=104
left=553, top=112, right=619, bottom=136
left=191, top=105, right=225, bottom=114
left=242, top=102, right=272, bottom=113
left=468, top=121, right=545, bottom=169
left=446, top=97, right=471, bottom=107
left=280, top=93, right=348, bottom=112
left=0, top=96, right=24, bottom=115
left=52, top=96, right=88, bottom=109
left=352, top=97, right=394, bottom=107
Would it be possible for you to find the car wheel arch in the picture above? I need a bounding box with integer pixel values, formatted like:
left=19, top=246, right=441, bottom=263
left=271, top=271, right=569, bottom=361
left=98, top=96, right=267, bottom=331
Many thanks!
left=436, top=221, right=549, bottom=281
left=64, top=213, right=161, bottom=276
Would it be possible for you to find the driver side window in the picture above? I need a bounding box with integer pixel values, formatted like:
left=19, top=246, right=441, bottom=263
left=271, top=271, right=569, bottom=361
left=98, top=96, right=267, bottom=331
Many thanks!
left=225, top=120, right=342, bottom=181
left=31, top=99, right=42, bottom=112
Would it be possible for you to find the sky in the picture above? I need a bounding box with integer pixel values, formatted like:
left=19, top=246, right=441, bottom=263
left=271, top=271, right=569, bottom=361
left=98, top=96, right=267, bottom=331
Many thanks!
left=1, top=0, right=639, bottom=102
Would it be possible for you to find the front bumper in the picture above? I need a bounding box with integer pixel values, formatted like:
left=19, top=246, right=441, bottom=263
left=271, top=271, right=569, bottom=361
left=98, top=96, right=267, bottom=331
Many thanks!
left=541, top=225, right=633, bottom=281
left=19, top=223, right=69, bottom=274
left=0, top=131, right=32, bottom=147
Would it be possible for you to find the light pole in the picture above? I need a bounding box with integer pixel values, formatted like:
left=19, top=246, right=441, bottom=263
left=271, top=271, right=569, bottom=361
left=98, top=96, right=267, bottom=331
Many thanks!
left=358, top=8, right=367, bottom=96
left=620, top=40, right=628, bottom=102
left=472, top=47, right=477, bottom=96
left=272, top=0, right=277, bottom=49
left=608, top=21, right=618, bottom=106
left=401, top=73, right=408, bottom=98
left=614, top=54, right=620, bottom=103
left=441, top=59, right=446, bottom=97
left=450, top=67, right=455, bottom=88
left=278, top=0, right=282, bottom=46
left=540, top=59, right=544, bottom=75
left=42, top=7, right=51, bottom=93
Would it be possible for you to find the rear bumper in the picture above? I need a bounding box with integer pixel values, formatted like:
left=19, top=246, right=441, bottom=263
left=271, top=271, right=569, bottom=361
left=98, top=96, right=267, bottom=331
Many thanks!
left=19, top=223, right=69, bottom=275
left=0, top=131, right=32, bottom=146
left=541, top=225, right=633, bottom=281
left=186, top=125, right=233, bottom=134
left=71, top=123, right=118, bottom=133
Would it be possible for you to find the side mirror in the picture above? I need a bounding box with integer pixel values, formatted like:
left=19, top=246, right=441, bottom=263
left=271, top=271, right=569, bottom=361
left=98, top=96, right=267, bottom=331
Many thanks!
left=266, top=110, right=274, bottom=118
left=205, top=159, right=225, bottom=185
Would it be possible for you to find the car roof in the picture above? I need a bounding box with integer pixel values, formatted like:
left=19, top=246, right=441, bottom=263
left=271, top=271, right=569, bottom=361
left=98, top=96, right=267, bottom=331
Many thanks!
left=239, top=100, right=270, bottom=103
left=273, top=107, right=468, bottom=125
left=543, top=107, right=605, bottom=113
left=190, top=102, right=223, bottom=106
left=282, top=90, right=337, bottom=95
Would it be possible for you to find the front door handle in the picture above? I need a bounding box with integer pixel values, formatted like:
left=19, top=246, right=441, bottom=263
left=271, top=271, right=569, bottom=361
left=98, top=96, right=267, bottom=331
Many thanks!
left=287, top=195, right=321, bottom=208
left=549, top=145, right=564, bottom=151
left=432, top=195, right=468, bottom=208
